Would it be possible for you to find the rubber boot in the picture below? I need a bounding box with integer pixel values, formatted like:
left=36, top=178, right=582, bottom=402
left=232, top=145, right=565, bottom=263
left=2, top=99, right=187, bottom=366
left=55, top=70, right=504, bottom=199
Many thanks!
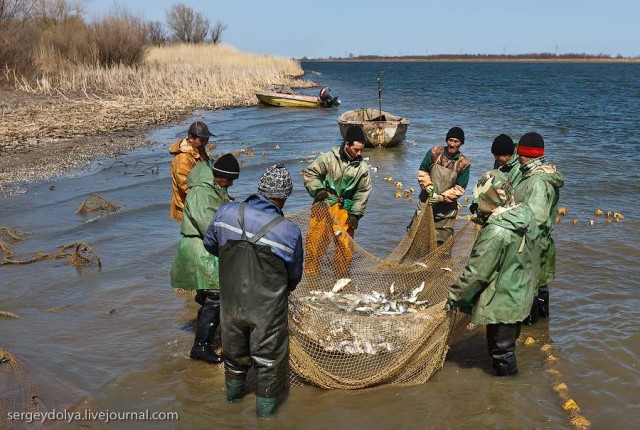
left=256, top=397, right=278, bottom=417
left=225, top=376, right=245, bottom=403
left=522, top=295, right=539, bottom=326
left=190, top=296, right=222, bottom=363
left=538, top=285, right=549, bottom=318
left=493, top=357, right=518, bottom=376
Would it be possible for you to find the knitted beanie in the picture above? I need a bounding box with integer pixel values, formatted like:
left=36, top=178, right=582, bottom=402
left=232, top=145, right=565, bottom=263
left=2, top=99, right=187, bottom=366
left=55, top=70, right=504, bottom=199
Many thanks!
left=212, top=153, right=240, bottom=179
left=446, top=127, right=465, bottom=144
left=517, top=132, right=544, bottom=157
left=345, top=126, right=366, bottom=144
left=257, top=163, right=293, bottom=200
left=491, top=134, right=515, bottom=156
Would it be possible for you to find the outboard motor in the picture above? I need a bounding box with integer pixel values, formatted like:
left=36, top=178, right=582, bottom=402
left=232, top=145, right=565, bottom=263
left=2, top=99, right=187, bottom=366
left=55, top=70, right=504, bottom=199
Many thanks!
left=319, top=86, right=341, bottom=107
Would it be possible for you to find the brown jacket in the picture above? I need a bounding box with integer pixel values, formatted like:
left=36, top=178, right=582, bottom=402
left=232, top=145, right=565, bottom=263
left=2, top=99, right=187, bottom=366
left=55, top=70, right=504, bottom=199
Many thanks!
left=168, top=138, right=209, bottom=223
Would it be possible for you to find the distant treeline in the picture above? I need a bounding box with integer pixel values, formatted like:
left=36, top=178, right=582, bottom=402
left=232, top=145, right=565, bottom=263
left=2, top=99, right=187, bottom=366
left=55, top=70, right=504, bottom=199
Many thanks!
left=304, top=52, right=638, bottom=61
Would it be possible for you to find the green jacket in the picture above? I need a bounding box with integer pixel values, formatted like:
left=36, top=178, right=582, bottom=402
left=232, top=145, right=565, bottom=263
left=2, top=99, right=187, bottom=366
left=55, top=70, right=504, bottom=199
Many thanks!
left=448, top=204, right=539, bottom=325
left=495, top=153, right=523, bottom=188
left=171, top=162, right=231, bottom=291
left=302, top=146, right=372, bottom=216
left=513, top=158, right=564, bottom=285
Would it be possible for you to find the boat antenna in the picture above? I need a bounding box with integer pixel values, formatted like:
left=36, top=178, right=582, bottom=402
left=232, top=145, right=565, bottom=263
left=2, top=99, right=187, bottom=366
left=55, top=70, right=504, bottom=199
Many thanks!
left=377, top=69, right=383, bottom=120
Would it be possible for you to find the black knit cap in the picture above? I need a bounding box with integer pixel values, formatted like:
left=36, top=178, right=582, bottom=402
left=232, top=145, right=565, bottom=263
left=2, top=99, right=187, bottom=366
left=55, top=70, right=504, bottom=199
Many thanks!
left=212, top=153, right=240, bottom=179
left=517, top=132, right=545, bottom=157
left=188, top=121, right=215, bottom=138
left=345, top=126, right=366, bottom=144
left=491, top=134, right=515, bottom=155
left=446, top=127, right=465, bottom=144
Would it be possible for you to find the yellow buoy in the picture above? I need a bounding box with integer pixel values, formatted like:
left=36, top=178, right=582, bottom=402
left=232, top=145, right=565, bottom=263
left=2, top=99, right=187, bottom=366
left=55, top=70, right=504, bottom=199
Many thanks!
left=595, top=208, right=603, bottom=217
left=589, top=220, right=595, bottom=226
left=570, top=415, right=591, bottom=429
left=395, top=192, right=402, bottom=199
left=463, top=196, right=470, bottom=202
left=571, top=219, right=579, bottom=225
left=555, top=217, right=562, bottom=223
left=562, top=399, right=580, bottom=413
left=614, top=212, right=624, bottom=220
left=553, top=382, right=569, bottom=393
left=558, top=207, right=569, bottom=216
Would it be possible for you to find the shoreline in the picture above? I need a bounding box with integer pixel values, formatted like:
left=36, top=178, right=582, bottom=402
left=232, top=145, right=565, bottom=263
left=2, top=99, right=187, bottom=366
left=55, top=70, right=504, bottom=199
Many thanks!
left=302, top=58, right=640, bottom=63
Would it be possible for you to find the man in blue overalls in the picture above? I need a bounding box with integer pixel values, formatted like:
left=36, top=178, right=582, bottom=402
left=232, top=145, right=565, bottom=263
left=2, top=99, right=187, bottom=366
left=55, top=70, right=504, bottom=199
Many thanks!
left=203, top=163, right=304, bottom=417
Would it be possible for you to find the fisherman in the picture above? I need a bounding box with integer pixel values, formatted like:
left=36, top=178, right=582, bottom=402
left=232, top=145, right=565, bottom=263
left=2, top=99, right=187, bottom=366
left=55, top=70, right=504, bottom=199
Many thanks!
left=203, top=163, right=303, bottom=417
left=513, top=132, right=564, bottom=324
left=169, top=121, right=214, bottom=223
left=446, top=170, right=539, bottom=376
left=171, top=153, right=240, bottom=363
left=469, top=134, right=522, bottom=216
left=302, top=126, right=372, bottom=276
left=416, top=127, right=471, bottom=245
left=491, top=133, right=522, bottom=186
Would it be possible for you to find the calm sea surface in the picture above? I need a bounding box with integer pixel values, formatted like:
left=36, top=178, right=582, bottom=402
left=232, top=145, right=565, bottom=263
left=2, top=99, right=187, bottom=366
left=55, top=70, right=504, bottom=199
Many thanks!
left=1, top=62, right=639, bottom=429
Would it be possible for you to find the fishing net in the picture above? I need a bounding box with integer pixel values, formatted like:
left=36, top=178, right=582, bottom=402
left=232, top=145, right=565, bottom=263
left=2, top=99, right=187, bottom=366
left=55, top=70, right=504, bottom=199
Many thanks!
left=76, top=193, right=120, bottom=215
left=0, top=240, right=101, bottom=268
left=0, top=349, right=47, bottom=430
left=285, top=202, right=476, bottom=389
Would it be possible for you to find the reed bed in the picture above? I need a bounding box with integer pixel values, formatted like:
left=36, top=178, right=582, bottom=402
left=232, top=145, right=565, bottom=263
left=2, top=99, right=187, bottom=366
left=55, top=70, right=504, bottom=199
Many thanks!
left=3, top=44, right=312, bottom=143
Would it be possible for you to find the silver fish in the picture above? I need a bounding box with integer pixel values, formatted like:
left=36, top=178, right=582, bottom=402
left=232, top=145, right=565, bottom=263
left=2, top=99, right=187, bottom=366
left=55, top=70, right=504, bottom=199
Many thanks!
left=332, top=278, right=351, bottom=293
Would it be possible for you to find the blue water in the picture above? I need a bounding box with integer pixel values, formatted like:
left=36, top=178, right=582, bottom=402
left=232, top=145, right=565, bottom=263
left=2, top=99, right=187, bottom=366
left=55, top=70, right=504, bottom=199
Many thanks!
left=1, top=61, right=639, bottom=429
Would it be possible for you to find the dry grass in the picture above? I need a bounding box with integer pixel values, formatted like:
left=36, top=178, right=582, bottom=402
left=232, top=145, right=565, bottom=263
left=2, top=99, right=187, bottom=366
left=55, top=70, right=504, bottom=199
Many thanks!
left=3, top=44, right=312, bottom=143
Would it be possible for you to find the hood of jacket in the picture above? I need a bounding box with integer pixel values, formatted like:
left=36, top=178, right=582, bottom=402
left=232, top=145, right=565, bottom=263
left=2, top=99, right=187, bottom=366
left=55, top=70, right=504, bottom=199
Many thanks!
left=168, top=138, right=205, bottom=160
left=187, top=161, right=215, bottom=190
left=521, top=159, right=564, bottom=190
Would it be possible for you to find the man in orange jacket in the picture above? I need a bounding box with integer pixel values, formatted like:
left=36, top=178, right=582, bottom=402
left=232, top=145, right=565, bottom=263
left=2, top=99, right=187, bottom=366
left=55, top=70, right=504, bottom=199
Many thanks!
left=169, top=121, right=213, bottom=223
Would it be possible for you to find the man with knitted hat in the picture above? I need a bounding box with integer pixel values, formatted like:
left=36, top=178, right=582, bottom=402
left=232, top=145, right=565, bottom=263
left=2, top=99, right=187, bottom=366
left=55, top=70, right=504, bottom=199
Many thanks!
left=303, top=125, right=372, bottom=276
left=491, top=133, right=522, bottom=187
left=171, top=153, right=240, bottom=363
left=204, top=163, right=303, bottom=417
left=169, top=121, right=215, bottom=223
left=513, top=132, right=564, bottom=324
left=446, top=170, right=539, bottom=376
left=415, top=126, right=471, bottom=244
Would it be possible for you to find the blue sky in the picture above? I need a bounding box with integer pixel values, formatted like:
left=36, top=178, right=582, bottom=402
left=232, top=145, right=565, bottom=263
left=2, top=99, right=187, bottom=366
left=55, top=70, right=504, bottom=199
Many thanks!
left=81, top=1, right=640, bottom=58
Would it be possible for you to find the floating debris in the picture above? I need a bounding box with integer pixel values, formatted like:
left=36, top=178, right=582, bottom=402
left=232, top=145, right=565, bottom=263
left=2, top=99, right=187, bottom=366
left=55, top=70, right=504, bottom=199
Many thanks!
left=0, top=311, right=22, bottom=319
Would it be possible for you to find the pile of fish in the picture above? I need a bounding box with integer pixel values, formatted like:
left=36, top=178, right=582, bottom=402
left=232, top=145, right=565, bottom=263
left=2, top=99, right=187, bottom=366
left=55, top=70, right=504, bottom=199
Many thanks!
left=296, top=278, right=430, bottom=317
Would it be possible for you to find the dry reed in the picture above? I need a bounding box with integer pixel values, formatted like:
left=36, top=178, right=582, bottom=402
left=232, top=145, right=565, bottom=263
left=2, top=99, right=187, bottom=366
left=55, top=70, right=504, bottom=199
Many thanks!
left=3, top=44, right=311, bottom=143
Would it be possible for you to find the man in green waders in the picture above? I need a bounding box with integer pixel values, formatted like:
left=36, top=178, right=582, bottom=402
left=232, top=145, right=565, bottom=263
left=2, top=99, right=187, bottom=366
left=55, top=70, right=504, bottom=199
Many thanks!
left=171, top=154, right=240, bottom=363
left=203, top=163, right=304, bottom=417
left=446, top=170, right=539, bottom=376
left=415, top=127, right=471, bottom=244
left=513, top=132, right=564, bottom=325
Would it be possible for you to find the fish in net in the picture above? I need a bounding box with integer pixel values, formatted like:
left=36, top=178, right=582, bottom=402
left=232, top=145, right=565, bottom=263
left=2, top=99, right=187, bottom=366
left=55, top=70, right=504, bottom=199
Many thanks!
left=284, top=202, right=476, bottom=389
left=76, top=193, right=120, bottom=215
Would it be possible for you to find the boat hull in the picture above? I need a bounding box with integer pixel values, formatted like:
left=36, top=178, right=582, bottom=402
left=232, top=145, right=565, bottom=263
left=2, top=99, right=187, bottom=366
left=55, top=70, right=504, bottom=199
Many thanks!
left=337, top=108, right=410, bottom=148
left=255, top=91, right=322, bottom=108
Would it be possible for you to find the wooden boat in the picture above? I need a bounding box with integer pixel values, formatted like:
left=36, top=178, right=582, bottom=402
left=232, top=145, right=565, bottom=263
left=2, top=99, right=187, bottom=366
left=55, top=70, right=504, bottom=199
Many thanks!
left=337, top=108, right=409, bottom=148
left=336, top=71, right=409, bottom=148
left=255, top=84, right=340, bottom=108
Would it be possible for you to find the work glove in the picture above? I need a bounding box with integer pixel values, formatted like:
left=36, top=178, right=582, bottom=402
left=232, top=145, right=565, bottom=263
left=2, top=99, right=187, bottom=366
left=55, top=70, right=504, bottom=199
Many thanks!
left=346, top=214, right=360, bottom=230
left=441, top=185, right=465, bottom=202
left=469, top=202, right=478, bottom=215
left=417, top=171, right=433, bottom=190
left=424, top=184, right=435, bottom=198
left=314, top=189, right=329, bottom=203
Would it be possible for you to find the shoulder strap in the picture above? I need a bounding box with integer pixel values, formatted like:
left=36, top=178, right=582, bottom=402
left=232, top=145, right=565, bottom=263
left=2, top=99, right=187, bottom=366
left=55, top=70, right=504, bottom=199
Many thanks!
left=237, top=202, right=248, bottom=240
left=250, top=216, right=285, bottom=244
